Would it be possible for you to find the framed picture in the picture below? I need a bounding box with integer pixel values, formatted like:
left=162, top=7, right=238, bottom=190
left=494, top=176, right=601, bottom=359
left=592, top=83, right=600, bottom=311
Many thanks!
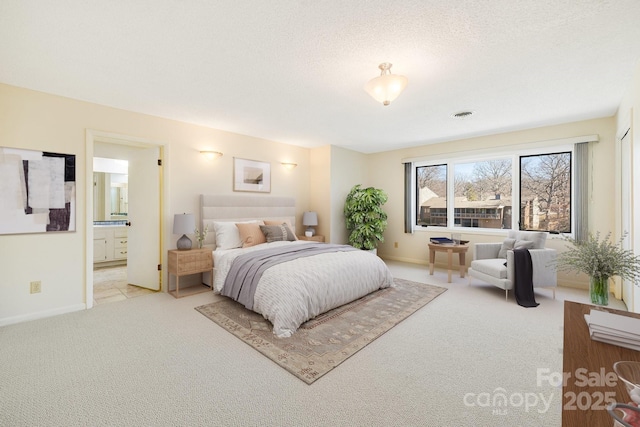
left=0, top=146, right=76, bottom=235
left=233, top=158, right=271, bottom=193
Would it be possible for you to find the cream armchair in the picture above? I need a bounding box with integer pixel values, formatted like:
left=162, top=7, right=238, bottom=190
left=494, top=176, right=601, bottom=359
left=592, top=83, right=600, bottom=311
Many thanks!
left=468, top=231, right=557, bottom=300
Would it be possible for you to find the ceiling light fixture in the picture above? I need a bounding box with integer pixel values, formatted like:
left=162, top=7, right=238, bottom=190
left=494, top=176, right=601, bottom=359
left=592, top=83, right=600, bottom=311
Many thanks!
left=364, top=62, right=408, bottom=106
left=200, top=151, right=223, bottom=160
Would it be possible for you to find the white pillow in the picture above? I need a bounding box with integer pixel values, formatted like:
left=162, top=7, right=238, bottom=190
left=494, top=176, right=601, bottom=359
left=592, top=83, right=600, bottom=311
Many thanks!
left=213, top=220, right=259, bottom=250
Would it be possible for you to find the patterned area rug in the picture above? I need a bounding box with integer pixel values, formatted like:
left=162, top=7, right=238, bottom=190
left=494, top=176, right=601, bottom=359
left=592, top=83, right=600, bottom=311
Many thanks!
left=195, top=278, right=446, bottom=384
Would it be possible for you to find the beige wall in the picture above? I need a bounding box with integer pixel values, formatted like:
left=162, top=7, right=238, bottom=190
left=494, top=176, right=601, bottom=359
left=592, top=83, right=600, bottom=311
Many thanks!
left=329, top=146, right=368, bottom=244
left=0, top=78, right=630, bottom=324
left=615, top=61, right=640, bottom=309
left=309, top=146, right=331, bottom=239
left=308, top=145, right=368, bottom=244
left=0, top=83, right=312, bottom=325
left=369, top=117, right=617, bottom=289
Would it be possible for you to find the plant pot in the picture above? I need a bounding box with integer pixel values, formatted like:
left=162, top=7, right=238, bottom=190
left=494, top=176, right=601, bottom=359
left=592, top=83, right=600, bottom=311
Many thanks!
left=590, top=275, right=610, bottom=306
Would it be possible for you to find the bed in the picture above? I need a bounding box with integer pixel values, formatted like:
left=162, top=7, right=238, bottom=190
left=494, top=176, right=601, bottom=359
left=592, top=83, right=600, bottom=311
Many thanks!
left=200, top=194, right=394, bottom=337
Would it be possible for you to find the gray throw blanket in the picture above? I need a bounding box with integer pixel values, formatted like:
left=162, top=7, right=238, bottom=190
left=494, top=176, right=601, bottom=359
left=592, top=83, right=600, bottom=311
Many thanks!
left=222, top=242, right=358, bottom=310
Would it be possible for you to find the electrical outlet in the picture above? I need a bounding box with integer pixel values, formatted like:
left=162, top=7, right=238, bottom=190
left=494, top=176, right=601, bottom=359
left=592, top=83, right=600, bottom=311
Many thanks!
left=30, top=281, right=41, bottom=294
left=394, top=242, right=398, bottom=248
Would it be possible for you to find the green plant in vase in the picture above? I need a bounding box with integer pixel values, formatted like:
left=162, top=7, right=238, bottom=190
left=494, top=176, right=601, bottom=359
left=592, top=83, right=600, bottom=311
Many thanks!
left=344, top=184, right=388, bottom=251
left=194, top=225, right=208, bottom=249
left=557, top=231, right=640, bottom=305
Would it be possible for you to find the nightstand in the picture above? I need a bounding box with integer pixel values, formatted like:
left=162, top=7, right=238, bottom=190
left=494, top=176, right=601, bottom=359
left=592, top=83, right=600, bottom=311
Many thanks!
left=297, top=235, right=325, bottom=242
left=167, top=248, right=213, bottom=298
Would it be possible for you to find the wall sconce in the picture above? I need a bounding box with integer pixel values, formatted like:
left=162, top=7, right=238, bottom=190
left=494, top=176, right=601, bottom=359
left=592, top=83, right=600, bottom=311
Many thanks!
left=281, top=162, right=297, bottom=170
left=200, top=151, right=223, bottom=160
left=364, top=62, right=408, bottom=106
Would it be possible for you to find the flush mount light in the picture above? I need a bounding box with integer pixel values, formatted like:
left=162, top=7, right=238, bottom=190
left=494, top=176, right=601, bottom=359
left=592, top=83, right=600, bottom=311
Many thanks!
left=200, top=151, right=223, bottom=160
left=364, top=62, right=408, bottom=106
left=281, top=162, right=297, bottom=170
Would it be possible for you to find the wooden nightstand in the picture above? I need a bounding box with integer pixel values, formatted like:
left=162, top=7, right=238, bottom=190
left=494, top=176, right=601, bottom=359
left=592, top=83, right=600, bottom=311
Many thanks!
left=297, top=235, right=325, bottom=242
left=167, top=248, right=213, bottom=298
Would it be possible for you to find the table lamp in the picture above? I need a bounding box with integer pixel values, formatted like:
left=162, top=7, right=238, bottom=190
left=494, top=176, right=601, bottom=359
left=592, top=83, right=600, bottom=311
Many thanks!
left=302, top=211, right=318, bottom=237
left=173, top=213, right=195, bottom=250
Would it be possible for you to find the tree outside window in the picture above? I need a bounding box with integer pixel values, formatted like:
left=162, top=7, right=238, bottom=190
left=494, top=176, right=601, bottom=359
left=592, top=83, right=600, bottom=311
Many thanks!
left=520, top=152, right=571, bottom=233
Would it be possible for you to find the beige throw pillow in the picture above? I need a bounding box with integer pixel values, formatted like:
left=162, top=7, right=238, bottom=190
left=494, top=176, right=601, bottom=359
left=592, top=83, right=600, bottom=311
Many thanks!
left=236, top=222, right=267, bottom=248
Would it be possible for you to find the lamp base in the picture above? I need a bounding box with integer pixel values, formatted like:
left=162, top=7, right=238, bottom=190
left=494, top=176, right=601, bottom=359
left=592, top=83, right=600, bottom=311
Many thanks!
left=305, top=227, right=315, bottom=237
left=177, top=234, right=192, bottom=250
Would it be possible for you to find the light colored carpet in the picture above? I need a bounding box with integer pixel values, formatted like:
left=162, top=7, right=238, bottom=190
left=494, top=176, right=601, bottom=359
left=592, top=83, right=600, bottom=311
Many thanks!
left=0, top=260, right=627, bottom=426
left=195, top=278, right=446, bottom=384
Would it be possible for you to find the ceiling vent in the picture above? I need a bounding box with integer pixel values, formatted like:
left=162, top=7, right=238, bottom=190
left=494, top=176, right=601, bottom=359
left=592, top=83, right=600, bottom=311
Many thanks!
left=452, top=111, right=474, bottom=118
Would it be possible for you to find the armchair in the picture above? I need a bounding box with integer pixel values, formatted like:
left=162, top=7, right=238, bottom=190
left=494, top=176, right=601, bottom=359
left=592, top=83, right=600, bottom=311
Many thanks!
left=468, top=231, right=557, bottom=300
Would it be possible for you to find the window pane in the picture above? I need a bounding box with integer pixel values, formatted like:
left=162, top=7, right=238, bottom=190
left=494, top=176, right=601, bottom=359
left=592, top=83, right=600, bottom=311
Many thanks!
left=416, top=164, right=447, bottom=226
left=453, top=159, right=512, bottom=229
left=520, top=152, right=571, bottom=233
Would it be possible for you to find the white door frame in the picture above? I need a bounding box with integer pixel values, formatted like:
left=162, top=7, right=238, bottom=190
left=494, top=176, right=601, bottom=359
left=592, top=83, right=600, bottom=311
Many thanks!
left=85, top=129, right=168, bottom=308
left=620, top=127, right=633, bottom=310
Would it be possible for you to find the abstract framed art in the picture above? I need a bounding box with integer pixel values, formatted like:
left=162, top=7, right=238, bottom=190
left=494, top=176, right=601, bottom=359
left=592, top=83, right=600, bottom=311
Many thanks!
left=0, top=147, right=76, bottom=234
left=233, top=157, right=271, bottom=193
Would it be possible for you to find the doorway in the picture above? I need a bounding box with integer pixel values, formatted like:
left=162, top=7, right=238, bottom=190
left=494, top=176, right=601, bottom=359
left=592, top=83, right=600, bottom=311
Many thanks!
left=85, top=130, right=165, bottom=309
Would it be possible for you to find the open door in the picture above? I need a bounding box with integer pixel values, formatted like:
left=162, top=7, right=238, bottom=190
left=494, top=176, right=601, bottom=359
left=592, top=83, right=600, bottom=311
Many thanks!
left=127, top=146, right=161, bottom=290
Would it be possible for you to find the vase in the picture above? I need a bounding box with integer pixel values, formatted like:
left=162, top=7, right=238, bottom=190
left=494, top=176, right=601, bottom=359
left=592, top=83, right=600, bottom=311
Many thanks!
left=590, top=275, right=609, bottom=306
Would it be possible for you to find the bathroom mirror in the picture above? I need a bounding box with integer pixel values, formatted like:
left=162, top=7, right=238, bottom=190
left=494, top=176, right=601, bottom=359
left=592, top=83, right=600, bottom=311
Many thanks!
left=94, top=172, right=128, bottom=221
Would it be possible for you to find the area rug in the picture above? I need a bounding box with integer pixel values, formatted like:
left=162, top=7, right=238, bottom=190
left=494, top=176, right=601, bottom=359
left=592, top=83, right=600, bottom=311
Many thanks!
left=195, top=278, right=446, bottom=384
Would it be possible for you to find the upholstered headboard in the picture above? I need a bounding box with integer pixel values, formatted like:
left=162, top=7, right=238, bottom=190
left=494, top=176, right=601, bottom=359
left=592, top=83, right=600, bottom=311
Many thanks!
left=200, top=194, right=296, bottom=248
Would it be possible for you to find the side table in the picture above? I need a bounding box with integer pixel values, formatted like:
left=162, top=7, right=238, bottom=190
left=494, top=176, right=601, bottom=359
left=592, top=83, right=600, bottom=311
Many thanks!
left=562, top=301, right=640, bottom=426
left=427, top=242, right=469, bottom=283
left=297, top=235, right=325, bottom=242
left=167, top=248, right=213, bottom=298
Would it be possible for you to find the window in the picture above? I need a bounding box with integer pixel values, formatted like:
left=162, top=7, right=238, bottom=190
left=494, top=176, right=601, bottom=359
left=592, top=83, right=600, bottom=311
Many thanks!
left=408, top=145, right=575, bottom=233
left=520, top=152, right=571, bottom=233
left=453, top=159, right=512, bottom=229
left=416, top=164, right=447, bottom=226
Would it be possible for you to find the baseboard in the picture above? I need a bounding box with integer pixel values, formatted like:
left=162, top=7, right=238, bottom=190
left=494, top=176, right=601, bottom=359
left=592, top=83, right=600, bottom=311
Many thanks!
left=0, top=303, right=86, bottom=327
left=558, top=279, right=588, bottom=290
left=379, top=254, right=428, bottom=265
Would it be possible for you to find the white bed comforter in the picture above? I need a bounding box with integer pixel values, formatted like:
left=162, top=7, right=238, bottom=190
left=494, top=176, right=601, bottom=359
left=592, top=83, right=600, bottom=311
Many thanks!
left=213, top=241, right=394, bottom=337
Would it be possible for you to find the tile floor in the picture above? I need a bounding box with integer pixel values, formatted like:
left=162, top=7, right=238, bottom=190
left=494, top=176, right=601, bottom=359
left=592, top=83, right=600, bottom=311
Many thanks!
left=93, top=265, right=156, bottom=305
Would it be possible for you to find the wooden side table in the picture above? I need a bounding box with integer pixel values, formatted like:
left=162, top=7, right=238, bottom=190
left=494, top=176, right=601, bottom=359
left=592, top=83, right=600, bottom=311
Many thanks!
left=297, top=235, right=325, bottom=242
left=167, top=248, right=213, bottom=298
left=427, top=242, right=469, bottom=283
left=562, top=301, right=640, bottom=426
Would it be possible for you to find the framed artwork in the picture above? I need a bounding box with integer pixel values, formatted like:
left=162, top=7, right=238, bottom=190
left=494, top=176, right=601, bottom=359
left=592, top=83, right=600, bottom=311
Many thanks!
left=0, top=147, right=76, bottom=235
left=233, top=158, right=271, bottom=193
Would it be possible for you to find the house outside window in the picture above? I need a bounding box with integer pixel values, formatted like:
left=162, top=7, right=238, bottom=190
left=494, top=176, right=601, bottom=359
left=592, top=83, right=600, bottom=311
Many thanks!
left=416, top=164, right=447, bottom=226
left=411, top=146, right=574, bottom=233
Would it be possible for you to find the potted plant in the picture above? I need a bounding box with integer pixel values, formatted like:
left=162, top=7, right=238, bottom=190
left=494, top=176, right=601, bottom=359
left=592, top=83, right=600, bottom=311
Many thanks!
left=557, top=231, right=640, bottom=305
left=344, top=184, right=388, bottom=252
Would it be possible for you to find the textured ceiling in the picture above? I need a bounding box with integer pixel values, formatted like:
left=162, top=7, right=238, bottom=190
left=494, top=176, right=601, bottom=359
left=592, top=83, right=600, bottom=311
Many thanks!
left=2, top=1, right=640, bottom=153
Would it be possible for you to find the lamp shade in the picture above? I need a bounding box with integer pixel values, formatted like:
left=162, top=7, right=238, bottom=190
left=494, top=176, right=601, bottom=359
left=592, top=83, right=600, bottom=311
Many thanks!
left=173, top=213, right=195, bottom=250
left=302, top=211, right=318, bottom=237
left=364, top=63, right=408, bottom=106
left=302, top=211, right=318, bottom=226
left=173, top=213, right=195, bottom=234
